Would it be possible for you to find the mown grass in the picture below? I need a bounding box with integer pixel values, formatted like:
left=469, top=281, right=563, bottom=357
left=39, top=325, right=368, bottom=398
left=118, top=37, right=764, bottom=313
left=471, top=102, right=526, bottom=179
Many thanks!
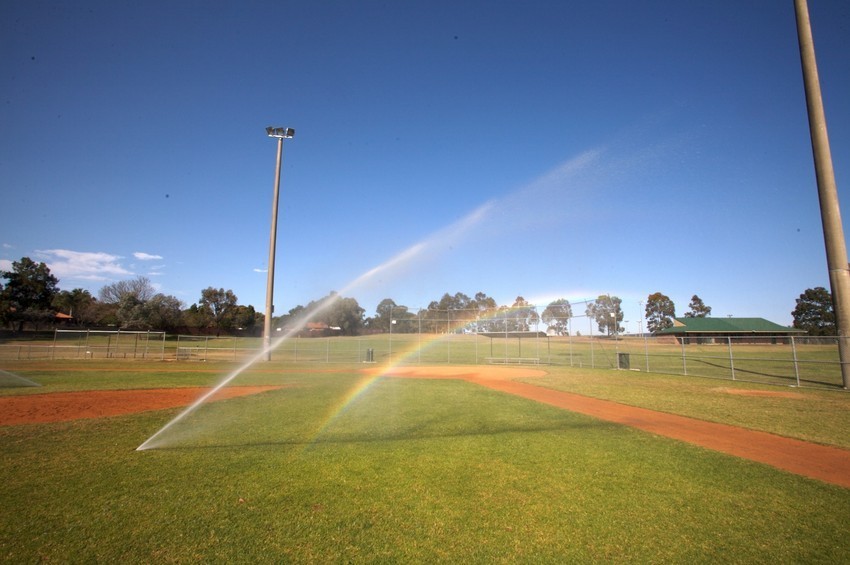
left=1, top=361, right=849, bottom=562
left=524, top=367, right=850, bottom=449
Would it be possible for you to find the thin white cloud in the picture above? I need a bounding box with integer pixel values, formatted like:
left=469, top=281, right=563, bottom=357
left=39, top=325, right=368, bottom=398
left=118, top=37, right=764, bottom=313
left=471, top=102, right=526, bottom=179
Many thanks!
left=35, top=249, right=133, bottom=282
left=2, top=243, right=13, bottom=249
left=0, top=259, right=12, bottom=272
left=253, top=268, right=268, bottom=273
left=134, top=252, right=163, bottom=261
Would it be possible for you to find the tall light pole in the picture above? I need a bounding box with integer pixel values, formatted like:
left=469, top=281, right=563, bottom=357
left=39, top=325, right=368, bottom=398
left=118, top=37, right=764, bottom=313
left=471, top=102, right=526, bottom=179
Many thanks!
left=263, top=126, right=295, bottom=361
left=794, top=0, right=850, bottom=389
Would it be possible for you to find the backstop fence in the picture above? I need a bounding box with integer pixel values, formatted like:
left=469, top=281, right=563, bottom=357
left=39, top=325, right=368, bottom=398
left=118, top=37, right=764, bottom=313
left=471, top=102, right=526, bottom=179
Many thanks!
left=1, top=330, right=169, bottom=361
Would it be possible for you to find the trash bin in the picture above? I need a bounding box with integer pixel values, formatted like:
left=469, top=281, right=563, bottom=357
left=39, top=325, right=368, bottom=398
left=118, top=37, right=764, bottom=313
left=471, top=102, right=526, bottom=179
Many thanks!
left=618, top=352, right=630, bottom=370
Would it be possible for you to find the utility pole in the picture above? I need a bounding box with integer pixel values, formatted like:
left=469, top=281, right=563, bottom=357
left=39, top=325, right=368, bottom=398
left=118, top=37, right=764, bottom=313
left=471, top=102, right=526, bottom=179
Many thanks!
left=794, top=0, right=850, bottom=388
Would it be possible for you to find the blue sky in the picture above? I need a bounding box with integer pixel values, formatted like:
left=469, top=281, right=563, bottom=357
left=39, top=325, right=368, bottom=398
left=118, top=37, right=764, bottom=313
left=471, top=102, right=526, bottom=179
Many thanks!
left=2, top=1, right=848, bottom=332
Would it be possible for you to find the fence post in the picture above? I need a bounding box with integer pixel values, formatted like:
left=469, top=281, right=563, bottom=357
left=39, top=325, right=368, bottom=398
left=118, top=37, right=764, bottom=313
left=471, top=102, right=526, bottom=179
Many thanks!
left=681, top=339, right=687, bottom=375
left=791, top=336, right=801, bottom=387
left=728, top=337, right=736, bottom=381
left=589, top=318, right=595, bottom=368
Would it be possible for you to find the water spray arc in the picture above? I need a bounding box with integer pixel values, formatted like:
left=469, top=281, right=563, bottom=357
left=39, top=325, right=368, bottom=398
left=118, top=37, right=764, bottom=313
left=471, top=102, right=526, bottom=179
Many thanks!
left=136, top=149, right=604, bottom=450
left=135, top=243, right=436, bottom=451
left=136, top=297, right=330, bottom=451
left=135, top=202, right=496, bottom=450
left=0, top=369, right=40, bottom=388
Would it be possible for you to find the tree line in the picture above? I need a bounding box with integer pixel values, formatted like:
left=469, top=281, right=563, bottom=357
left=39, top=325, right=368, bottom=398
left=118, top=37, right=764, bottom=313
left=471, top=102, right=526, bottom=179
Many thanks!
left=0, top=256, right=836, bottom=336
left=0, top=257, right=257, bottom=334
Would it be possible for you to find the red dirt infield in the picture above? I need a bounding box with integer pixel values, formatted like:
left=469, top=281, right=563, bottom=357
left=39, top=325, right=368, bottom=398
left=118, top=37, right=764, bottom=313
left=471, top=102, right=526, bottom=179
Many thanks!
left=0, top=386, right=282, bottom=425
left=2, top=366, right=848, bottom=488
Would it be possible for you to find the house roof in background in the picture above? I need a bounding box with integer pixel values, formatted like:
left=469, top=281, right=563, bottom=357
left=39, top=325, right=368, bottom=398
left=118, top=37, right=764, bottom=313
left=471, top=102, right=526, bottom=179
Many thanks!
left=659, top=317, right=803, bottom=334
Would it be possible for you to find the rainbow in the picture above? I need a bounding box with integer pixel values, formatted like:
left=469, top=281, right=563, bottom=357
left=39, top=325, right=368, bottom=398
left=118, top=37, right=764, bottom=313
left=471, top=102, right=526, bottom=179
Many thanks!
left=304, top=331, right=451, bottom=447
left=303, top=308, right=540, bottom=446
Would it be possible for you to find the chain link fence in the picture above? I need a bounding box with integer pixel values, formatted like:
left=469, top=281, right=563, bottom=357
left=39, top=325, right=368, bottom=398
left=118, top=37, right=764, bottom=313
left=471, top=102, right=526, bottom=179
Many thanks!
left=1, top=313, right=846, bottom=391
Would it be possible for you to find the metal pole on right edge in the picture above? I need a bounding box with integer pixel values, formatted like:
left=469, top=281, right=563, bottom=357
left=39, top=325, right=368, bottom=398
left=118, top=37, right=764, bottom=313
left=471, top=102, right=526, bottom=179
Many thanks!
left=794, top=0, right=850, bottom=389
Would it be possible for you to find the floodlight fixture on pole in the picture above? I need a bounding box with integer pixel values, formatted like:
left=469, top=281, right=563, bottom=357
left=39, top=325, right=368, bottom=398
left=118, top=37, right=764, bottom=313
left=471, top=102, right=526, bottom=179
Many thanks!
left=263, top=125, right=295, bottom=361
left=266, top=127, right=295, bottom=139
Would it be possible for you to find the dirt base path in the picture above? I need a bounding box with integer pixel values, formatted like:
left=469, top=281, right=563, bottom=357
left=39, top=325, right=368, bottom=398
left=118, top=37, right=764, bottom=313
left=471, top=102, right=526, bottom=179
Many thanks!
left=376, top=366, right=850, bottom=489
left=0, top=386, right=282, bottom=425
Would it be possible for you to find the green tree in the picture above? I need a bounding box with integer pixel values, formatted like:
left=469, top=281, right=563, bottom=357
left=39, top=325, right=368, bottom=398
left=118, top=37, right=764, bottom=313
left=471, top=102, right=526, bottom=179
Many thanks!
left=297, top=292, right=364, bottom=336
left=115, top=294, right=144, bottom=328
left=142, top=294, right=183, bottom=331
left=586, top=295, right=623, bottom=336
left=114, top=292, right=183, bottom=330
left=181, top=303, right=207, bottom=331
left=97, top=276, right=157, bottom=326
left=645, top=292, right=676, bottom=334
left=423, top=292, right=475, bottom=333
left=198, top=287, right=239, bottom=332
left=437, top=292, right=477, bottom=331
left=325, top=295, right=365, bottom=336
left=792, top=287, right=835, bottom=336
left=0, top=257, right=60, bottom=330
left=276, top=304, right=306, bottom=333
left=373, top=299, right=415, bottom=334
left=96, top=276, right=182, bottom=330
left=542, top=298, right=572, bottom=335
left=473, top=292, right=497, bottom=312
left=471, top=291, right=498, bottom=332
left=507, top=296, right=539, bottom=332
left=684, top=295, right=711, bottom=318
left=52, top=288, right=97, bottom=326
left=375, top=298, right=399, bottom=332
left=231, top=305, right=258, bottom=334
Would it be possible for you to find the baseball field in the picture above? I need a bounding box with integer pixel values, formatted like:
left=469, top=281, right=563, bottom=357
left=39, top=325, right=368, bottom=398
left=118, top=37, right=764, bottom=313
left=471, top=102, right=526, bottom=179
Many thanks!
left=1, top=359, right=849, bottom=562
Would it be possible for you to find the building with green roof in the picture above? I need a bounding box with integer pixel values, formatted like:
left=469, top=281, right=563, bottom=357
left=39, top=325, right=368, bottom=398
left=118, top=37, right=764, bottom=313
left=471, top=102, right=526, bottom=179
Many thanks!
left=658, top=317, right=804, bottom=344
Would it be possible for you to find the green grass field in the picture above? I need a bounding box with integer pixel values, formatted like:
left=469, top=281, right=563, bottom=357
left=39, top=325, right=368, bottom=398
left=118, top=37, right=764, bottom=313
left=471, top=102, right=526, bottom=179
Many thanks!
left=1, top=359, right=849, bottom=562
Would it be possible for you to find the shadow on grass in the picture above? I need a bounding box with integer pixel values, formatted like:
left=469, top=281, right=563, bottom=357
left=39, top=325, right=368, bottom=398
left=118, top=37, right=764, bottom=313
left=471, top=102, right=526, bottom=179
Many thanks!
left=142, top=418, right=613, bottom=452
left=685, top=358, right=839, bottom=388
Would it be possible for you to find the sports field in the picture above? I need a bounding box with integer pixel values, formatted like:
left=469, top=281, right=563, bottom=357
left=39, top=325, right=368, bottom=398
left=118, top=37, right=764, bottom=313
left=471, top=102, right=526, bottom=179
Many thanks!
left=1, top=359, right=849, bottom=562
